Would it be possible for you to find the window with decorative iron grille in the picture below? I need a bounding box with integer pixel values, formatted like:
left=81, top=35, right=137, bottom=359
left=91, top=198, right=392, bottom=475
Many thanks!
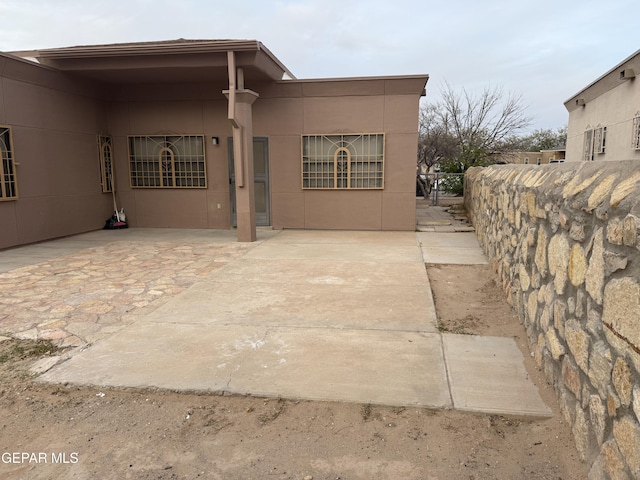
left=0, top=126, right=18, bottom=200
left=593, top=126, right=607, bottom=154
left=128, top=135, right=207, bottom=188
left=301, top=134, right=384, bottom=189
left=99, top=136, right=113, bottom=193
left=583, top=129, right=594, bottom=161
left=633, top=114, right=640, bottom=150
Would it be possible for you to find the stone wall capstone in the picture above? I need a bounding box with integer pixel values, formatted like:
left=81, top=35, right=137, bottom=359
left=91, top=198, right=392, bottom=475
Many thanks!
left=464, top=161, right=640, bottom=479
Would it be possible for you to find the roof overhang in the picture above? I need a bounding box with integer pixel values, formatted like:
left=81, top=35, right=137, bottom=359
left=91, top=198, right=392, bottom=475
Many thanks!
left=10, top=39, right=296, bottom=84
left=564, top=48, right=640, bottom=113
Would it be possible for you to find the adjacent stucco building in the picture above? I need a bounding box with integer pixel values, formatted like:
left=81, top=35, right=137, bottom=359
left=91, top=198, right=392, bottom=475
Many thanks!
left=0, top=40, right=428, bottom=249
left=496, top=149, right=566, bottom=165
left=564, top=49, right=640, bottom=163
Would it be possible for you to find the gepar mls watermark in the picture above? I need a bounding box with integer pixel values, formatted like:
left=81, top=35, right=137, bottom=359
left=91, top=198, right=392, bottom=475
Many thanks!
left=2, top=452, right=79, bottom=464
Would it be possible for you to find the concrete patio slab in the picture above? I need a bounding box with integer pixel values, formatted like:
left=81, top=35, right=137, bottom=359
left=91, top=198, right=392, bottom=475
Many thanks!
left=206, top=258, right=430, bottom=287
left=244, top=241, right=423, bottom=263
left=417, top=219, right=451, bottom=226
left=264, top=229, right=419, bottom=246
left=144, top=280, right=437, bottom=332
left=443, top=334, right=552, bottom=416
left=4, top=226, right=550, bottom=417
left=39, top=324, right=452, bottom=408
left=39, top=322, right=246, bottom=392
left=142, top=230, right=438, bottom=331
left=35, top=228, right=448, bottom=409
left=417, top=232, right=488, bottom=265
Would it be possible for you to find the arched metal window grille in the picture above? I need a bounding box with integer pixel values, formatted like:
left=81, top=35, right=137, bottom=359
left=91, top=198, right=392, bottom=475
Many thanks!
left=302, top=133, right=384, bottom=189
left=128, top=135, right=207, bottom=188
left=99, top=136, right=113, bottom=193
left=0, top=127, right=18, bottom=200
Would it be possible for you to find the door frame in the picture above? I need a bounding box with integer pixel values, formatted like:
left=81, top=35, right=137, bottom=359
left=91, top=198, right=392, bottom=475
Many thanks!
left=228, top=136, right=270, bottom=226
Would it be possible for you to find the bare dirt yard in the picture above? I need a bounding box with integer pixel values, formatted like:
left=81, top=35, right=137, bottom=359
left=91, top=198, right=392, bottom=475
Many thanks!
left=0, top=263, right=588, bottom=480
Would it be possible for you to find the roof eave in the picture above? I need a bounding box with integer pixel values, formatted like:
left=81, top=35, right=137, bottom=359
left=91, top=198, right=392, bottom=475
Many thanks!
left=10, top=39, right=296, bottom=81
left=564, top=48, right=640, bottom=109
left=29, top=40, right=261, bottom=59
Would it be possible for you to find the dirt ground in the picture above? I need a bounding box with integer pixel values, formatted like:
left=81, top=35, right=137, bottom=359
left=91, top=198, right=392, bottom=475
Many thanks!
left=0, top=263, right=588, bottom=480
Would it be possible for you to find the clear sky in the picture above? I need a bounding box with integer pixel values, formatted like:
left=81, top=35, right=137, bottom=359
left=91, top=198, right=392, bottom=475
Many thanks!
left=1, top=0, right=638, bottom=132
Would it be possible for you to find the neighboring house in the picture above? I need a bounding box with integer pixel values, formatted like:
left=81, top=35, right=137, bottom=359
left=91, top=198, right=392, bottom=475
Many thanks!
left=564, top=49, right=640, bottom=162
left=0, top=40, right=428, bottom=249
left=493, top=148, right=565, bottom=165
left=541, top=147, right=566, bottom=163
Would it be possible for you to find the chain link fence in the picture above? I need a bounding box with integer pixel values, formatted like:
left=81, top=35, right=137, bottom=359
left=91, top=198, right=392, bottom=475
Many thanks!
left=416, top=172, right=465, bottom=206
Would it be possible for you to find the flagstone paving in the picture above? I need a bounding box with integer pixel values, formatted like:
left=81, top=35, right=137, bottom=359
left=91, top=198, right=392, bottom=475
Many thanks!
left=0, top=240, right=256, bottom=348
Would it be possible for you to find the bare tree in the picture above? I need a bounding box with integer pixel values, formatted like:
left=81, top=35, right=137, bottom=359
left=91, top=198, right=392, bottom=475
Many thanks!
left=416, top=82, right=533, bottom=196
left=439, top=82, right=532, bottom=154
left=417, top=103, right=459, bottom=172
left=416, top=103, right=461, bottom=197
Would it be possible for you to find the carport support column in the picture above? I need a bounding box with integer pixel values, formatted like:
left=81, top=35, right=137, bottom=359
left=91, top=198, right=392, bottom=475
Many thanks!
left=233, top=91, right=259, bottom=242
left=223, top=89, right=259, bottom=242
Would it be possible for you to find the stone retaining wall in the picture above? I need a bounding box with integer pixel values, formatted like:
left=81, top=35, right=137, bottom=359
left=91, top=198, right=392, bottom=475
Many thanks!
left=464, top=161, right=640, bottom=479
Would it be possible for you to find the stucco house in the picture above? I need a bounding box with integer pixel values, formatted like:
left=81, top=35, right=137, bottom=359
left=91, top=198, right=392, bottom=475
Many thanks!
left=496, top=149, right=566, bottom=165
left=0, top=39, right=428, bottom=249
left=564, top=49, right=640, bottom=163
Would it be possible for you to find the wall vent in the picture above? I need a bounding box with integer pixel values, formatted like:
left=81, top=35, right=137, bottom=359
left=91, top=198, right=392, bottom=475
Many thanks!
left=620, top=68, right=636, bottom=80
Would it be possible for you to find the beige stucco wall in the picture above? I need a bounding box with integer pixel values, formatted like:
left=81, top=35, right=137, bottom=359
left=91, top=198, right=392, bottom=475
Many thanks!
left=106, top=82, right=233, bottom=230
left=565, top=52, right=640, bottom=163
left=0, top=53, right=112, bottom=249
left=0, top=52, right=424, bottom=249
left=507, top=151, right=565, bottom=165
left=108, top=77, right=424, bottom=232
left=261, top=78, right=422, bottom=231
